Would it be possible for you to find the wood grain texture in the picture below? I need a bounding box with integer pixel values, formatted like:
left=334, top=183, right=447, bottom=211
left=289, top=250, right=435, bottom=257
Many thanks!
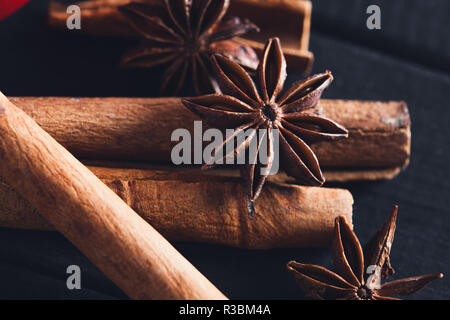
left=0, top=92, right=226, bottom=300
left=0, top=164, right=353, bottom=249
left=47, top=0, right=314, bottom=73
left=11, top=97, right=411, bottom=180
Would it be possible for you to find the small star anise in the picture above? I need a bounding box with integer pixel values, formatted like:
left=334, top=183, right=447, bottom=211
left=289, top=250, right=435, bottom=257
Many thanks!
left=182, top=37, right=348, bottom=205
left=119, top=0, right=259, bottom=95
left=287, top=206, right=443, bottom=300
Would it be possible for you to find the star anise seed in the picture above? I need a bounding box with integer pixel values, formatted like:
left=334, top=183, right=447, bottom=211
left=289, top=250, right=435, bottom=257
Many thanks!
left=287, top=206, right=444, bottom=300
left=182, top=37, right=348, bottom=205
left=119, top=0, right=259, bottom=95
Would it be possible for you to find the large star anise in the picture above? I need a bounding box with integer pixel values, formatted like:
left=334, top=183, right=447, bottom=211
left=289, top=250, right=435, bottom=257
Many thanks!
left=182, top=37, right=348, bottom=205
left=119, top=0, right=259, bottom=95
left=287, top=206, right=443, bottom=300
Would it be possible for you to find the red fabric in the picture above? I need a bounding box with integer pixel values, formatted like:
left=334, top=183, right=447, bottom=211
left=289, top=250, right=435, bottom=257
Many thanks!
left=0, top=0, right=30, bottom=20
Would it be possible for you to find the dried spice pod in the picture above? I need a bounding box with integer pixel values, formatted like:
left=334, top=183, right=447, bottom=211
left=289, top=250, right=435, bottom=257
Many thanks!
left=287, top=206, right=443, bottom=300
left=119, top=0, right=259, bottom=95
left=182, top=38, right=348, bottom=206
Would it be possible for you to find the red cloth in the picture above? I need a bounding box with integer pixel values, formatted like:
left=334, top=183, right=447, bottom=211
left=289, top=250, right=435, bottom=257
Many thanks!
left=0, top=0, right=30, bottom=20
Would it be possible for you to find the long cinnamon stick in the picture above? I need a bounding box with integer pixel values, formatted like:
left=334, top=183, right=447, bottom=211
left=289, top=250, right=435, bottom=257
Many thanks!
left=0, top=92, right=226, bottom=300
left=47, top=0, right=314, bottom=73
left=0, top=164, right=354, bottom=249
left=11, top=97, right=411, bottom=181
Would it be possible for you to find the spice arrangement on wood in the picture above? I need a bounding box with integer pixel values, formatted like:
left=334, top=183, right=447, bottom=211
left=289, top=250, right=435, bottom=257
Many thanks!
left=2, top=0, right=444, bottom=302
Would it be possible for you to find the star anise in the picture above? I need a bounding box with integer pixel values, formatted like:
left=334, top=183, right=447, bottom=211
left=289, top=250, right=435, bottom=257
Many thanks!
left=119, top=0, right=259, bottom=95
left=182, top=37, right=348, bottom=206
left=287, top=206, right=443, bottom=300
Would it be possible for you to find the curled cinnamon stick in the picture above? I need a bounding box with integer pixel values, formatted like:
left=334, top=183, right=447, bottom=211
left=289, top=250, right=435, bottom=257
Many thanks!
left=0, top=163, right=354, bottom=249
left=11, top=97, right=411, bottom=181
left=0, top=92, right=226, bottom=300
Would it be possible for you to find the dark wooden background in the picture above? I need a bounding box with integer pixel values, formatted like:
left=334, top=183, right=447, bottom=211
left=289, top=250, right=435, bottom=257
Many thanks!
left=0, top=0, right=448, bottom=299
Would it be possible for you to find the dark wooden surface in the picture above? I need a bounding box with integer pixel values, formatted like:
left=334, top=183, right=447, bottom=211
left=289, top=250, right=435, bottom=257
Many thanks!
left=0, top=0, right=448, bottom=299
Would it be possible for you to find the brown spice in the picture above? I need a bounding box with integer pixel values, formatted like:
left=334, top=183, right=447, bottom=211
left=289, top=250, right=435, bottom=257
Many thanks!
left=287, top=206, right=443, bottom=300
left=119, top=0, right=259, bottom=95
left=182, top=38, right=348, bottom=205
left=0, top=163, right=354, bottom=249
left=47, top=0, right=314, bottom=73
left=10, top=96, right=411, bottom=180
left=0, top=92, right=226, bottom=300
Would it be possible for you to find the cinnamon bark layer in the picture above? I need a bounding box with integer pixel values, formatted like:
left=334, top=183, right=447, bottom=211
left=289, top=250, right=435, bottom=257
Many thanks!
left=0, top=92, right=226, bottom=300
left=47, top=0, right=314, bottom=73
left=11, top=97, right=411, bottom=181
left=0, top=164, right=353, bottom=249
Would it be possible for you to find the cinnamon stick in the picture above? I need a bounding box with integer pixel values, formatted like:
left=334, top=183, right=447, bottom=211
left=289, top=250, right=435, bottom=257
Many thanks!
left=0, top=92, right=226, bottom=300
left=0, top=163, right=354, bottom=249
left=47, top=0, right=314, bottom=73
left=11, top=97, right=411, bottom=181
left=228, top=0, right=313, bottom=72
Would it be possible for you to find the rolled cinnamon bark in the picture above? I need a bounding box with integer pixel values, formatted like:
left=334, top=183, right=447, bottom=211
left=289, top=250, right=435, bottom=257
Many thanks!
left=0, top=92, right=226, bottom=300
left=11, top=97, right=411, bottom=181
left=47, top=0, right=314, bottom=73
left=0, top=163, right=354, bottom=249
left=229, top=0, right=313, bottom=72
